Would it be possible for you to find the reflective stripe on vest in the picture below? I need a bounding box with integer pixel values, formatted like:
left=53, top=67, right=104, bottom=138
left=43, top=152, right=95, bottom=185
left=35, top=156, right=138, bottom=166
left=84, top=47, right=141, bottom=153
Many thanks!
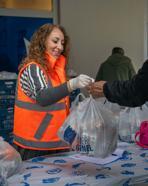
left=15, top=99, right=66, bottom=111
left=34, top=113, right=53, bottom=139
left=14, top=135, right=68, bottom=149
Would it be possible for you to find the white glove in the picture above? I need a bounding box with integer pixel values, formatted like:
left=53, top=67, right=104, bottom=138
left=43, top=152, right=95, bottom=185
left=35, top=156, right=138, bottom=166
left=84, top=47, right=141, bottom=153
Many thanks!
left=68, top=74, right=94, bottom=91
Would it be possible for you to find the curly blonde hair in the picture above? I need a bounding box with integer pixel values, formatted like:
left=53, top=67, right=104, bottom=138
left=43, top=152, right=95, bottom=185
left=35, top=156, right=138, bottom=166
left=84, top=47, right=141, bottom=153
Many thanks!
left=19, top=23, right=70, bottom=72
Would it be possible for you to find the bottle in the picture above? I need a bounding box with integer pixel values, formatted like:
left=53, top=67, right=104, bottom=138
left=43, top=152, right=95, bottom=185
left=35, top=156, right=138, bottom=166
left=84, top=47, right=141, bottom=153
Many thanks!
left=119, top=109, right=132, bottom=143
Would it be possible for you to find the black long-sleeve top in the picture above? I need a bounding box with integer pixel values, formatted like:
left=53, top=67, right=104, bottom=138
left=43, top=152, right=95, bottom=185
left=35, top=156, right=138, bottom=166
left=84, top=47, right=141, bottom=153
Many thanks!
left=103, top=60, right=148, bottom=107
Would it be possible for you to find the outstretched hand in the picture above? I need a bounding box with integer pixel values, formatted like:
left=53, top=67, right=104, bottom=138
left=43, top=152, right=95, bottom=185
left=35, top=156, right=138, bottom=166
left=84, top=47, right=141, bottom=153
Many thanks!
left=68, top=74, right=94, bottom=91
left=86, top=81, right=106, bottom=98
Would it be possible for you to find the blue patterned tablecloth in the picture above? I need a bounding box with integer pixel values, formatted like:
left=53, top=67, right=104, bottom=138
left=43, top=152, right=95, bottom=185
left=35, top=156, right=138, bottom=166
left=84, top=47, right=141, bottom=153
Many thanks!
left=8, top=143, right=148, bottom=186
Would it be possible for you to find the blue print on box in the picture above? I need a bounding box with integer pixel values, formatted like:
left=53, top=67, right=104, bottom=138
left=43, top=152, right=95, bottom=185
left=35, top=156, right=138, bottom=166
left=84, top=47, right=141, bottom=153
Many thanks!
left=121, top=170, right=134, bottom=175
left=42, top=177, right=60, bottom=183
left=95, top=174, right=109, bottom=179
left=64, top=125, right=77, bottom=144
left=47, top=168, right=62, bottom=174
left=120, top=151, right=132, bottom=161
left=96, top=167, right=111, bottom=171
left=21, top=182, right=30, bottom=186
left=121, top=163, right=136, bottom=167
left=76, top=144, right=93, bottom=153
left=122, top=178, right=132, bottom=186
left=140, top=153, right=148, bottom=158
left=72, top=163, right=84, bottom=169
left=31, top=156, right=46, bottom=162
left=65, top=183, right=86, bottom=186
left=26, top=165, right=44, bottom=169
left=53, top=159, right=67, bottom=164
left=23, top=173, right=31, bottom=181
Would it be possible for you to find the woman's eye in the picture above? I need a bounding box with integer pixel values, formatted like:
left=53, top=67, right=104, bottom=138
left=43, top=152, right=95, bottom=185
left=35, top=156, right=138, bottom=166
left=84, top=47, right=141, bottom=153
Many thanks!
left=53, top=40, right=58, bottom=44
left=52, top=39, right=64, bottom=46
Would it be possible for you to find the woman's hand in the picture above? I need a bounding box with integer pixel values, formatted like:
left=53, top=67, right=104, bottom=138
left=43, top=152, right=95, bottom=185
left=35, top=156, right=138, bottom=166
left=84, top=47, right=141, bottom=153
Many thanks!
left=68, top=74, right=94, bottom=91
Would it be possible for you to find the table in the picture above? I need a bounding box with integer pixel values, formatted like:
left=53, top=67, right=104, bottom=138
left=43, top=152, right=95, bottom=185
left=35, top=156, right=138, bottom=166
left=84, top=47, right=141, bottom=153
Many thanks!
left=8, top=143, right=148, bottom=186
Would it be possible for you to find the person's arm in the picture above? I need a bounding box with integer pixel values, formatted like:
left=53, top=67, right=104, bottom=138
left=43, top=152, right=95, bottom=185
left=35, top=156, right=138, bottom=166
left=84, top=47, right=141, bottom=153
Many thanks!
left=36, top=83, right=69, bottom=106
left=20, top=64, right=94, bottom=107
left=103, top=60, right=148, bottom=107
left=20, top=64, right=70, bottom=106
left=37, top=74, right=94, bottom=106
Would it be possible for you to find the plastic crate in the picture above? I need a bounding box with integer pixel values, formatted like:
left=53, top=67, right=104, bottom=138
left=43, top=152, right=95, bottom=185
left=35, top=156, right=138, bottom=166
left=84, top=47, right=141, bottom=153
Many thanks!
left=0, top=79, right=16, bottom=96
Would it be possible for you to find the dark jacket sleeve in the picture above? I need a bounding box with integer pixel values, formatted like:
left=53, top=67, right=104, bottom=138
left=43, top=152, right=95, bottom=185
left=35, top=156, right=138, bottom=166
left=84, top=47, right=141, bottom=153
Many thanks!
left=103, top=60, right=148, bottom=107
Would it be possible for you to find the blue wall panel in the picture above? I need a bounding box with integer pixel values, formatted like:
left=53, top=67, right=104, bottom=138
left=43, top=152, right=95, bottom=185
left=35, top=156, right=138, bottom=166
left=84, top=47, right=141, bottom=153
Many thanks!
left=0, top=16, right=53, bottom=73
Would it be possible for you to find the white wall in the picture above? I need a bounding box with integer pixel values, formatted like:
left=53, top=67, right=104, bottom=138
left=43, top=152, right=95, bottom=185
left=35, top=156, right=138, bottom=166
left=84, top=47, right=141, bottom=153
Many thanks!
left=60, top=0, right=147, bottom=78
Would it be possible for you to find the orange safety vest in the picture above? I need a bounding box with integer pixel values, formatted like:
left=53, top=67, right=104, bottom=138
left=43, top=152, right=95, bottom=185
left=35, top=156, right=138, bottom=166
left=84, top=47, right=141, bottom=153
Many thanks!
left=13, top=54, right=70, bottom=150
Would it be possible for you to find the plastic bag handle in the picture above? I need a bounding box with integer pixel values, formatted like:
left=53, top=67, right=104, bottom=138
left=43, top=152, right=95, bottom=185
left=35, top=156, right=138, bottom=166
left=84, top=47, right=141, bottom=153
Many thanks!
left=135, top=131, right=148, bottom=148
left=71, top=93, right=86, bottom=107
left=71, top=93, right=86, bottom=109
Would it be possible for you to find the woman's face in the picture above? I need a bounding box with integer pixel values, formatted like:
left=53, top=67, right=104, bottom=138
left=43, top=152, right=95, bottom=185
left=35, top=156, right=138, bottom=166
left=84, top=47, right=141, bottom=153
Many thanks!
left=46, top=27, right=65, bottom=59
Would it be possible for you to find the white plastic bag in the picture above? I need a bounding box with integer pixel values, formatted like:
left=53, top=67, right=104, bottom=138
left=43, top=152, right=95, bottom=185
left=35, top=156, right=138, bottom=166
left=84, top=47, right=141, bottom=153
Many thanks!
left=75, top=97, right=104, bottom=156
left=58, top=95, right=118, bottom=158
left=96, top=98, right=123, bottom=116
left=119, top=104, right=148, bottom=143
left=0, top=137, right=22, bottom=186
left=58, top=93, right=86, bottom=148
left=135, top=104, right=148, bottom=126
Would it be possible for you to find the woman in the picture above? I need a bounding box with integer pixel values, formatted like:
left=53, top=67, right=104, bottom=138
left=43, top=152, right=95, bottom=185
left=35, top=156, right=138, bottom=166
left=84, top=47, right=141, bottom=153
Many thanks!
left=13, top=24, right=93, bottom=160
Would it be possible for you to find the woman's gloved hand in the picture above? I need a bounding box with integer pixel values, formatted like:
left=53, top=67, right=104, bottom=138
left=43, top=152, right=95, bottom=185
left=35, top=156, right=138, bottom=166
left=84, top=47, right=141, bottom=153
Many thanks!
left=68, top=74, right=94, bottom=91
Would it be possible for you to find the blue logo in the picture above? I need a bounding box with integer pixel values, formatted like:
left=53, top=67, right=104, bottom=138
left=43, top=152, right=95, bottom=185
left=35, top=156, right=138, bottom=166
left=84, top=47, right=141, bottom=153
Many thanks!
left=47, top=168, right=62, bottom=174
left=42, top=177, right=60, bottom=183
